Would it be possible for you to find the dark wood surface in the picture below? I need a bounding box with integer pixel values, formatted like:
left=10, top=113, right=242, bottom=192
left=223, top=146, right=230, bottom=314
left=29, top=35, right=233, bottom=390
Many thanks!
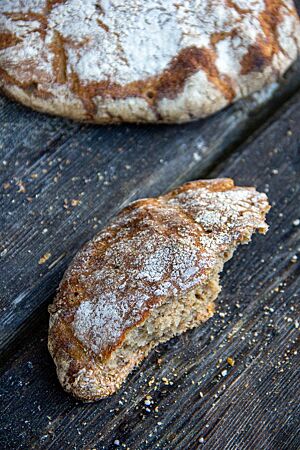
left=1, top=55, right=300, bottom=448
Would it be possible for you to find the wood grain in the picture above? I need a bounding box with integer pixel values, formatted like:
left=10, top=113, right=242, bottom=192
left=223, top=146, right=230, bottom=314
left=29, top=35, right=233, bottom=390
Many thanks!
left=1, top=58, right=300, bottom=355
left=1, top=87, right=299, bottom=450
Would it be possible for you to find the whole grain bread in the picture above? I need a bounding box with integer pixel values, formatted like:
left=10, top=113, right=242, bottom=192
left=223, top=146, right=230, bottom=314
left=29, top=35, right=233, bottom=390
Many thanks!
left=48, top=179, right=270, bottom=401
left=1, top=1, right=300, bottom=123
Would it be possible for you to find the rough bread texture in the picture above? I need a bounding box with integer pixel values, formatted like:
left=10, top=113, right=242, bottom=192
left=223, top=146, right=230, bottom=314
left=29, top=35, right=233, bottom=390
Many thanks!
left=48, top=179, right=270, bottom=401
left=0, top=1, right=300, bottom=124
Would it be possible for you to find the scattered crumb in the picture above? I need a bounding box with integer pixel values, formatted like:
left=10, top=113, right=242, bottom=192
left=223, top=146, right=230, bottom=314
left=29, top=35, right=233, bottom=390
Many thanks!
left=38, top=252, right=51, bottom=265
left=193, top=152, right=202, bottom=162
left=227, top=357, right=235, bottom=367
left=16, top=180, right=26, bottom=193
left=293, top=219, right=300, bottom=226
left=148, top=377, right=155, bottom=387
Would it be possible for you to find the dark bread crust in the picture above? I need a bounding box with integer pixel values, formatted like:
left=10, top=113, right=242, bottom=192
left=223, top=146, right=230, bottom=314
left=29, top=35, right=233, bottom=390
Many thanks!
left=48, top=179, right=270, bottom=400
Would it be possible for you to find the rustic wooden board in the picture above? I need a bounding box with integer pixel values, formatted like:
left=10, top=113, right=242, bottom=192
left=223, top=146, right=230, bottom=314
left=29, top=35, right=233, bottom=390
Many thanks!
left=1, top=58, right=300, bottom=357
left=1, top=87, right=300, bottom=449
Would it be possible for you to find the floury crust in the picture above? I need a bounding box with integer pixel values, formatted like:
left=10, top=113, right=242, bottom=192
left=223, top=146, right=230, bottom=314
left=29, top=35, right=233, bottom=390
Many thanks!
left=0, top=0, right=300, bottom=123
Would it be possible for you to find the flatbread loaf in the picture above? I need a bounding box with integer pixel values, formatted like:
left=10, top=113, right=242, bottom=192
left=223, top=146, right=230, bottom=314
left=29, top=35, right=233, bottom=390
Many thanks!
left=48, top=179, right=270, bottom=401
left=0, top=1, right=300, bottom=123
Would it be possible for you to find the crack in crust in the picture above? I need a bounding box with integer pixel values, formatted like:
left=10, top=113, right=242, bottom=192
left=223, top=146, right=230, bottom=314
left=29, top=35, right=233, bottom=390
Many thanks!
left=241, top=0, right=289, bottom=74
left=226, top=0, right=251, bottom=15
left=3, top=11, right=48, bottom=39
left=0, top=31, right=22, bottom=50
left=96, top=18, right=110, bottom=33
left=45, top=0, right=66, bottom=14
left=0, top=0, right=299, bottom=123
left=50, top=31, right=68, bottom=83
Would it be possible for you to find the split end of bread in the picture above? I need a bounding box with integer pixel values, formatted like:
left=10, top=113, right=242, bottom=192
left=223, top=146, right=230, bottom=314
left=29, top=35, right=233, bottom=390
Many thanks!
left=48, top=179, right=270, bottom=401
left=49, top=277, right=219, bottom=401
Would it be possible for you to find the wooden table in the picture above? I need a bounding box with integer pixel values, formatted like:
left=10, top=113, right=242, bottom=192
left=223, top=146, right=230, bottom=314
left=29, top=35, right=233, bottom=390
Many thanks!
left=1, top=34, right=300, bottom=450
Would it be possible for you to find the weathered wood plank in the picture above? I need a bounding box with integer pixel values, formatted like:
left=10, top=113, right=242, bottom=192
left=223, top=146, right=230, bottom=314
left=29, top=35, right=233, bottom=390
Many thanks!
left=1, top=58, right=300, bottom=354
left=1, top=88, right=300, bottom=450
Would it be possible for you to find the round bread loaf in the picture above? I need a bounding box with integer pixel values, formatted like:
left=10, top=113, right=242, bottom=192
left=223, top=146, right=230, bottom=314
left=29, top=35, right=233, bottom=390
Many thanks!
left=0, top=0, right=300, bottom=123
left=48, top=179, right=270, bottom=401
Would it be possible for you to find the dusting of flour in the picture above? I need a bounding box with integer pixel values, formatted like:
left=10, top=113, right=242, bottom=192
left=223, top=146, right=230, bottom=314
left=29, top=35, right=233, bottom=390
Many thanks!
left=70, top=182, right=269, bottom=356
left=0, top=0, right=285, bottom=84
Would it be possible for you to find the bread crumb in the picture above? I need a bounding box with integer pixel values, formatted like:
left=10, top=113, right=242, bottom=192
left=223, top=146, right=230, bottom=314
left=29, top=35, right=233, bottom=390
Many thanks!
left=148, top=377, right=155, bottom=387
left=16, top=180, right=26, bottom=193
left=38, top=252, right=51, bottom=265
left=71, top=199, right=81, bottom=206
left=227, top=357, right=235, bottom=366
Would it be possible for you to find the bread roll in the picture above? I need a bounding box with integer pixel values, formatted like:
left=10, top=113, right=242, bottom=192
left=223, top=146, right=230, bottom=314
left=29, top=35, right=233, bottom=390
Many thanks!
left=1, top=1, right=299, bottom=123
left=48, top=179, right=270, bottom=401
